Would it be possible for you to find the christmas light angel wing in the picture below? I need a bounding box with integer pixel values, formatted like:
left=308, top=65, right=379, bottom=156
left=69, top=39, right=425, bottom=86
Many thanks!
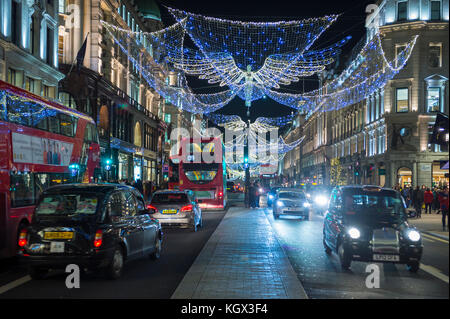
left=254, top=36, right=351, bottom=89
left=168, top=50, right=244, bottom=87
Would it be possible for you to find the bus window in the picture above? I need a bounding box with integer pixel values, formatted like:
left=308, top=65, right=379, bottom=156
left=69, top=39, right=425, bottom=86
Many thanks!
left=84, top=123, right=98, bottom=143
left=29, top=101, right=48, bottom=130
left=92, top=124, right=99, bottom=143
left=59, top=113, right=74, bottom=137
left=10, top=172, right=35, bottom=207
left=84, top=123, right=93, bottom=142
left=7, top=95, right=31, bottom=126
left=48, top=114, right=60, bottom=134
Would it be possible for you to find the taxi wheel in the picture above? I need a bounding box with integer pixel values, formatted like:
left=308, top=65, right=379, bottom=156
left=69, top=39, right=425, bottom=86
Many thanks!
left=407, top=261, right=420, bottom=273
left=28, top=266, right=48, bottom=280
left=338, top=243, right=351, bottom=270
left=150, top=235, right=162, bottom=260
left=107, top=247, right=124, bottom=279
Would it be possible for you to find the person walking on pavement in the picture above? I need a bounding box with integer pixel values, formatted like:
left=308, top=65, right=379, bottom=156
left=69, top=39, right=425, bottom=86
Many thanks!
left=412, top=186, right=423, bottom=218
left=424, top=188, right=434, bottom=214
left=438, top=187, right=449, bottom=231
left=433, top=187, right=440, bottom=214
left=249, top=182, right=255, bottom=208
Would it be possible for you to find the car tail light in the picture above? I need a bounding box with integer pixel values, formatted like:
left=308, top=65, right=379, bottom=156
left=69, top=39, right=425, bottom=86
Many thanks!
left=181, top=204, right=193, bottom=213
left=18, top=229, right=27, bottom=247
left=218, top=191, right=223, bottom=198
left=94, top=230, right=103, bottom=248
left=146, top=204, right=157, bottom=213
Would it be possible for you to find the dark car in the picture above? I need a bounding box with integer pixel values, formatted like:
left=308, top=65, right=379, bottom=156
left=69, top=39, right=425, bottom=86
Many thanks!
left=147, top=190, right=203, bottom=232
left=323, top=185, right=423, bottom=272
left=18, top=184, right=162, bottom=280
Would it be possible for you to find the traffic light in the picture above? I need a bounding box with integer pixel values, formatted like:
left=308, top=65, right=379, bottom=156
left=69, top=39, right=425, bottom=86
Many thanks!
left=69, top=163, right=80, bottom=177
left=367, top=164, right=374, bottom=178
left=105, top=158, right=112, bottom=171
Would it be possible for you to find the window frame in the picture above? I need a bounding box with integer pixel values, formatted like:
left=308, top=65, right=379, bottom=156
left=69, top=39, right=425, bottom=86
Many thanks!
left=395, top=87, right=409, bottom=113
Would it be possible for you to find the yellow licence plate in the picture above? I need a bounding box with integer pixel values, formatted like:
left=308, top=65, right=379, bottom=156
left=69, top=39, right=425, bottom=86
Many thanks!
left=162, top=209, right=177, bottom=214
left=44, top=232, right=74, bottom=240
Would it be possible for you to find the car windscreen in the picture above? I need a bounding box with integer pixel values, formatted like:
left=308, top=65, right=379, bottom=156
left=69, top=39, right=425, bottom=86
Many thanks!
left=35, top=193, right=100, bottom=216
left=278, top=192, right=306, bottom=200
left=342, top=191, right=406, bottom=223
left=183, top=163, right=218, bottom=184
left=151, top=193, right=189, bottom=204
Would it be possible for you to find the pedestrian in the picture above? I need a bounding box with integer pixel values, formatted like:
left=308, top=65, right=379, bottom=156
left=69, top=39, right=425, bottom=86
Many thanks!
left=438, top=187, right=449, bottom=231
left=432, top=188, right=440, bottom=213
left=248, top=183, right=255, bottom=208
left=135, top=179, right=144, bottom=196
left=255, top=181, right=261, bottom=208
left=411, top=186, right=423, bottom=218
left=424, top=188, right=433, bottom=214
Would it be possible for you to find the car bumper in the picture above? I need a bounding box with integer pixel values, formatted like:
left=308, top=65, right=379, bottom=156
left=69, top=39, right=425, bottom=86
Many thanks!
left=156, top=216, right=194, bottom=227
left=276, top=208, right=309, bottom=217
left=18, top=248, right=114, bottom=269
left=344, top=241, right=423, bottom=264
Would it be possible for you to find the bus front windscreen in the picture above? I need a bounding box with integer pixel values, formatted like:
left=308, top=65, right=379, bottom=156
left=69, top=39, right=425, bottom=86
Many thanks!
left=183, top=163, right=219, bottom=184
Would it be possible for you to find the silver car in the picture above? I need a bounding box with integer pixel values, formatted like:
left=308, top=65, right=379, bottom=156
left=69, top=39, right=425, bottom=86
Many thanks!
left=272, top=189, right=311, bottom=220
left=148, top=190, right=203, bottom=232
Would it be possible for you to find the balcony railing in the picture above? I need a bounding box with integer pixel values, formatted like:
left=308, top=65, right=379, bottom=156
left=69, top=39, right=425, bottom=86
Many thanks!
left=114, top=87, right=160, bottom=122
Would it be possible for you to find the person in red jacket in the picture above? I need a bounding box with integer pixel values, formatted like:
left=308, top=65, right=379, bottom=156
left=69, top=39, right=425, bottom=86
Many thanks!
left=424, top=188, right=434, bottom=214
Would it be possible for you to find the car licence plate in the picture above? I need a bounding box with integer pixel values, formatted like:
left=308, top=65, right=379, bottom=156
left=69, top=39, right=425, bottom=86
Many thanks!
left=50, top=242, right=65, bottom=253
left=162, top=209, right=177, bottom=214
left=373, top=254, right=400, bottom=262
left=44, top=232, right=73, bottom=240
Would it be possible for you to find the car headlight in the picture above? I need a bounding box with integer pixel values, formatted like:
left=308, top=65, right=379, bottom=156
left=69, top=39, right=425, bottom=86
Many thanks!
left=314, top=195, right=328, bottom=206
left=303, top=202, right=310, bottom=208
left=348, top=227, right=361, bottom=239
left=259, top=188, right=263, bottom=193
left=407, top=230, right=421, bottom=242
left=306, top=193, right=311, bottom=198
left=276, top=201, right=284, bottom=207
left=268, top=194, right=274, bottom=199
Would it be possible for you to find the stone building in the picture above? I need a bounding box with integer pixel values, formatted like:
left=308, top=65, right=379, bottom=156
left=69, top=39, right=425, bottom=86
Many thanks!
left=283, top=0, right=449, bottom=189
left=0, top=0, right=64, bottom=98
left=56, top=0, right=176, bottom=185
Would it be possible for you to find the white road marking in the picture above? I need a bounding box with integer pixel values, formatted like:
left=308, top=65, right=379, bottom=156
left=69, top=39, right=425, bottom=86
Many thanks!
left=0, top=275, right=31, bottom=295
left=420, top=263, right=449, bottom=284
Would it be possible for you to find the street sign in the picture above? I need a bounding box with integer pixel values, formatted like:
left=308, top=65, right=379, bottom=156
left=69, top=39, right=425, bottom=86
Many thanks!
left=163, top=164, right=169, bottom=173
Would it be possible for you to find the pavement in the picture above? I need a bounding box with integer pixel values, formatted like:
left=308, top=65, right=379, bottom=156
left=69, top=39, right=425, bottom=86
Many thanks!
left=408, top=212, right=449, bottom=240
left=171, top=206, right=308, bottom=299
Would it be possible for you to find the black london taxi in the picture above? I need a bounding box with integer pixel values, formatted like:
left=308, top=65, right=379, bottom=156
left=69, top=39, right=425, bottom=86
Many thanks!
left=323, top=185, right=423, bottom=272
left=18, top=184, right=163, bottom=280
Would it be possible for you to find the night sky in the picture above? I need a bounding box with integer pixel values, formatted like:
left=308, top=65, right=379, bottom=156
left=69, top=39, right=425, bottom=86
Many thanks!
left=157, top=0, right=374, bottom=122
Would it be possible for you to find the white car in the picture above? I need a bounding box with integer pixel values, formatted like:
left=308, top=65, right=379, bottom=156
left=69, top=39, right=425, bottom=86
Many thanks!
left=272, top=189, right=311, bottom=220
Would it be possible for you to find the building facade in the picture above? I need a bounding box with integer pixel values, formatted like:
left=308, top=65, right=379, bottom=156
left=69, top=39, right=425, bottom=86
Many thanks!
left=283, top=0, right=449, bottom=189
left=57, top=0, right=179, bottom=185
left=0, top=0, right=64, bottom=98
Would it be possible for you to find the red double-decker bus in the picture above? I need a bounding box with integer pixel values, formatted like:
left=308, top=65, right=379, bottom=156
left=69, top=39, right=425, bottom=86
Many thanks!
left=0, top=80, right=100, bottom=258
left=177, top=137, right=227, bottom=210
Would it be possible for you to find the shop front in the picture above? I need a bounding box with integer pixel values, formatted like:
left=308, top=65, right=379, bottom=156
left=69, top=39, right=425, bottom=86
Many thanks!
left=397, top=167, right=412, bottom=188
left=432, top=160, right=449, bottom=188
